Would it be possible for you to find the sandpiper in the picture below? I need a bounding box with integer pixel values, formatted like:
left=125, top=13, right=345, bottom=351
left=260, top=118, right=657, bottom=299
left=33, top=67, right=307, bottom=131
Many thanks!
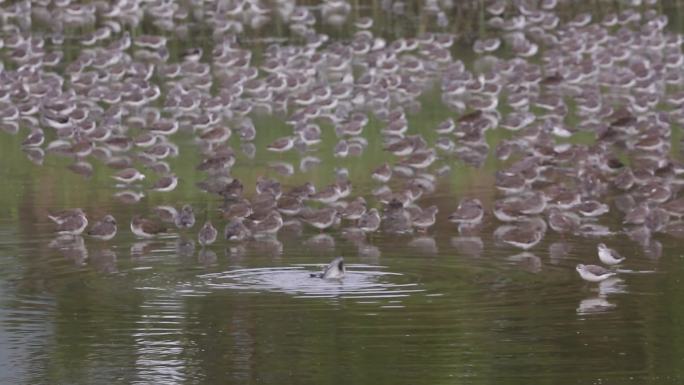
left=311, top=184, right=341, bottom=204
left=87, top=215, right=117, bottom=240
left=114, top=190, right=145, bottom=204
left=130, top=215, right=167, bottom=238
left=267, top=136, right=295, bottom=152
left=548, top=208, right=580, bottom=234
left=597, top=243, right=625, bottom=265
left=448, top=198, right=484, bottom=224
left=154, top=205, right=179, bottom=223
left=198, top=221, right=218, bottom=246
left=48, top=208, right=86, bottom=225
left=341, top=197, right=367, bottom=221
left=22, top=128, right=45, bottom=147
left=496, top=218, right=546, bottom=250
left=249, top=211, right=283, bottom=236
left=412, top=205, right=439, bottom=232
left=56, top=212, right=89, bottom=235
left=310, top=256, right=346, bottom=279
left=576, top=200, right=610, bottom=217
left=576, top=264, right=617, bottom=283
left=372, top=163, right=392, bottom=183
left=112, top=168, right=145, bottom=184
left=224, top=218, right=252, bottom=241
left=152, top=174, right=178, bottom=192
left=256, top=177, right=282, bottom=199
left=221, top=199, right=253, bottom=219
left=357, top=208, right=381, bottom=232
left=219, top=179, right=245, bottom=201
left=277, top=195, right=304, bottom=216
left=175, top=204, right=196, bottom=229
left=302, top=207, right=339, bottom=231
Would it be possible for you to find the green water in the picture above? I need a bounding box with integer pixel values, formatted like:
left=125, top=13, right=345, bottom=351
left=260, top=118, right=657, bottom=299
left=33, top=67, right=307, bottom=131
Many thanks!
left=2, top=1, right=684, bottom=384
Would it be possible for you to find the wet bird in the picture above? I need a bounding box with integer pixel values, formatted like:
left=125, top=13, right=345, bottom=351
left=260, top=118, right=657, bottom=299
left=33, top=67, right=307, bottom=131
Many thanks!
left=175, top=204, right=196, bottom=229
left=87, top=215, right=117, bottom=240
left=130, top=216, right=167, bottom=238
left=310, top=256, right=346, bottom=279
left=198, top=221, right=218, bottom=246
left=576, top=264, right=617, bottom=283
left=597, top=243, right=626, bottom=265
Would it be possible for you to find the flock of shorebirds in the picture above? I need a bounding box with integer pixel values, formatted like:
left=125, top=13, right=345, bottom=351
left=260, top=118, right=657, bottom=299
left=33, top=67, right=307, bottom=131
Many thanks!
left=2, top=0, right=682, bottom=282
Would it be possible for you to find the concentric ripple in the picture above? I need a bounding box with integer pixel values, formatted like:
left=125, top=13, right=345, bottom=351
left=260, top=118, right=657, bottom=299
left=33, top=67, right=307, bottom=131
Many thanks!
left=198, top=264, right=424, bottom=299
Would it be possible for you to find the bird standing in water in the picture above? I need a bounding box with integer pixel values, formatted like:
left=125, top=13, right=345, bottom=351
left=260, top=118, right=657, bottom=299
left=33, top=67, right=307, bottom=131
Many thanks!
left=597, top=243, right=625, bottom=265
left=198, top=221, right=218, bottom=246
left=175, top=204, right=196, bottom=229
left=576, top=264, right=617, bottom=282
left=87, top=215, right=117, bottom=240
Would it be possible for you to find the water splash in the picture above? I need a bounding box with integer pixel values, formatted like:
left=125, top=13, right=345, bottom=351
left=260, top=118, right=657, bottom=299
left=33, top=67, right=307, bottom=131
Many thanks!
left=197, top=264, right=424, bottom=299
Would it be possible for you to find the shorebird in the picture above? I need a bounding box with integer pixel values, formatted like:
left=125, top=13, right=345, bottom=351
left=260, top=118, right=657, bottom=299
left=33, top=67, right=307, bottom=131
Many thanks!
left=302, top=207, right=339, bottom=231
left=87, top=215, right=117, bottom=240
left=130, top=216, right=167, bottom=238
left=371, top=163, right=392, bottom=183
left=576, top=264, right=617, bottom=282
left=250, top=210, right=284, bottom=236
left=112, top=168, right=145, bottom=184
left=277, top=194, right=304, bottom=216
left=548, top=208, right=580, bottom=234
left=357, top=208, right=381, bottom=232
left=175, top=204, right=196, bottom=229
left=311, top=184, right=341, bottom=204
left=267, top=136, right=295, bottom=152
left=576, top=200, right=610, bottom=217
left=152, top=174, right=178, bottom=192
left=22, top=129, right=44, bottom=147
left=448, top=198, right=484, bottom=224
left=56, top=212, right=89, bottom=235
left=340, top=197, right=367, bottom=221
left=224, top=218, right=252, bottom=241
left=412, top=205, right=439, bottom=232
left=48, top=208, right=86, bottom=225
left=198, top=221, right=218, bottom=246
left=597, top=243, right=626, bottom=265
left=310, top=256, right=346, bottom=279
left=496, top=218, right=546, bottom=250
left=221, top=199, right=252, bottom=219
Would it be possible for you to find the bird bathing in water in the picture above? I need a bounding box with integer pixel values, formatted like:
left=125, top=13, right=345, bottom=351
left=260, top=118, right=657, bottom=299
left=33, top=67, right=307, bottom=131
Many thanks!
left=310, top=256, right=346, bottom=279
